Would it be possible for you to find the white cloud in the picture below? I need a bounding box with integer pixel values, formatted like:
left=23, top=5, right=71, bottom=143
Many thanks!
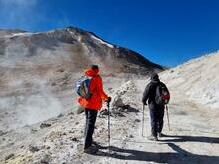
left=0, top=0, right=72, bottom=31
left=0, top=0, right=40, bottom=30
left=0, top=0, right=37, bottom=6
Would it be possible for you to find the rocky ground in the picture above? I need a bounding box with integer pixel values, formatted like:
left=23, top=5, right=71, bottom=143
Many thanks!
left=0, top=77, right=219, bottom=164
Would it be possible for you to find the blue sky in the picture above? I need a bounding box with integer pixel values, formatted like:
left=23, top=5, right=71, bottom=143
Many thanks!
left=0, top=0, right=219, bottom=67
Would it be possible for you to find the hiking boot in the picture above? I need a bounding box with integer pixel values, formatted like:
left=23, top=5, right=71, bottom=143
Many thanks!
left=84, top=146, right=98, bottom=154
left=92, top=141, right=101, bottom=147
left=92, top=140, right=99, bottom=145
left=147, top=135, right=158, bottom=141
left=158, top=133, right=165, bottom=138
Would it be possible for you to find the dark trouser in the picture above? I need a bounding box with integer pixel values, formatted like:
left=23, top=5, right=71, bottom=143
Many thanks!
left=84, top=108, right=98, bottom=149
left=149, top=103, right=164, bottom=137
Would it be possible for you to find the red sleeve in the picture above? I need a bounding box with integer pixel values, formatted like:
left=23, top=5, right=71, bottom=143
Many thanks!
left=96, top=76, right=108, bottom=101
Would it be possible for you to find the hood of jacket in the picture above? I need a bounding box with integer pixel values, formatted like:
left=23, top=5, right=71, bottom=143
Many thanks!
left=85, top=68, right=99, bottom=77
left=150, top=73, right=160, bottom=83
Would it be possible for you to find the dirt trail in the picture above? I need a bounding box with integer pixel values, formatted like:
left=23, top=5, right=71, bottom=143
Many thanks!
left=71, top=80, right=219, bottom=164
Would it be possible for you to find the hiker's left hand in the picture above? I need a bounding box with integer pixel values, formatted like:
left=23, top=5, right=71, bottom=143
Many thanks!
left=106, top=97, right=111, bottom=103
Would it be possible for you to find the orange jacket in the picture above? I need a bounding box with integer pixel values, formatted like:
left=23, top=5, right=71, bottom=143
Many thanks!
left=78, top=68, right=108, bottom=110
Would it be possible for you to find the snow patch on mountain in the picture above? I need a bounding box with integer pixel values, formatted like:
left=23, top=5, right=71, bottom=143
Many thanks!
left=4, top=32, right=32, bottom=38
left=91, top=35, right=114, bottom=48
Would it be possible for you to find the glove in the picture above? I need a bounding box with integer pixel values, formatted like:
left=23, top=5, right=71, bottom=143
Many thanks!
left=105, top=97, right=111, bottom=103
left=143, top=101, right=147, bottom=106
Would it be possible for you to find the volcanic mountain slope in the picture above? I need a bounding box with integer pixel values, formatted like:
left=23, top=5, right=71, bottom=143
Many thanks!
left=0, top=27, right=164, bottom=131
left=0, top=27, right=163, bottom=74
left=0, top=27, right=163, bottom=103
left=0, top=51, right=218, bottom=163
left=159, top=51, right=219, bottom=109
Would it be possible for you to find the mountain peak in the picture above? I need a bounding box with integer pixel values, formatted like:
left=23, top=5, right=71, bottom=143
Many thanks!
left=0, top=26, right=163, bottom=74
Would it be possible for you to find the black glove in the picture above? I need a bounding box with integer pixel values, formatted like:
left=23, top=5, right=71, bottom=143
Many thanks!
left=143, top=101, right=147, bottom=106
left=106, top=97, right=111, bottom=103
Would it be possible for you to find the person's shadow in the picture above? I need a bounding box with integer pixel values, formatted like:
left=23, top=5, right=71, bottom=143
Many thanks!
left=159, top=134, right=219, bottom=143
left=93, top=135, right=219, bottom=163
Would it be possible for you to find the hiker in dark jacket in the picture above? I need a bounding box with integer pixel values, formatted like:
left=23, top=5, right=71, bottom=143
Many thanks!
left=142, top=73, right=169, bottom=141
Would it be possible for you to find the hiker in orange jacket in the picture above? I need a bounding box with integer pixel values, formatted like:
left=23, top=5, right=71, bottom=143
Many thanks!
left=78, top=65, right=111, bottom=154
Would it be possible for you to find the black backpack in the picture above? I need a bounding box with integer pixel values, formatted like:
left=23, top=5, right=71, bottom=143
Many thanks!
left=155, top=83, right=170, bottom=105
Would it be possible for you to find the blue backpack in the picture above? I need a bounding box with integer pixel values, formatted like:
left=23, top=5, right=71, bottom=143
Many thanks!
left=75, top=76, right=92, bottom=99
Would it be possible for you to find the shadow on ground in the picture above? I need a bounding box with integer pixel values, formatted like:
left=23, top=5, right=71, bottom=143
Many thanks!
left=92, top=135, right=219, bottom=164
left=94, top=144, right=219, bottom=164
left=160, top=134, right=219, bottom=144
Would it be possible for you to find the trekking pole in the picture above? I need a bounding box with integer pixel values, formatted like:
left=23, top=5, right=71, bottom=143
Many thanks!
left=166, top=105, right=171, bottom=131
left=142, top=104, right=145, bottom=136
left=107, top=102, right=110, bottom=152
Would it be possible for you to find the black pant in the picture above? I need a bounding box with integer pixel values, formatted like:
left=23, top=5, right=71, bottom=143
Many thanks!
left=84, top=108, right=98, bottom=149
left=149, top=103, right=164, bottom=137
